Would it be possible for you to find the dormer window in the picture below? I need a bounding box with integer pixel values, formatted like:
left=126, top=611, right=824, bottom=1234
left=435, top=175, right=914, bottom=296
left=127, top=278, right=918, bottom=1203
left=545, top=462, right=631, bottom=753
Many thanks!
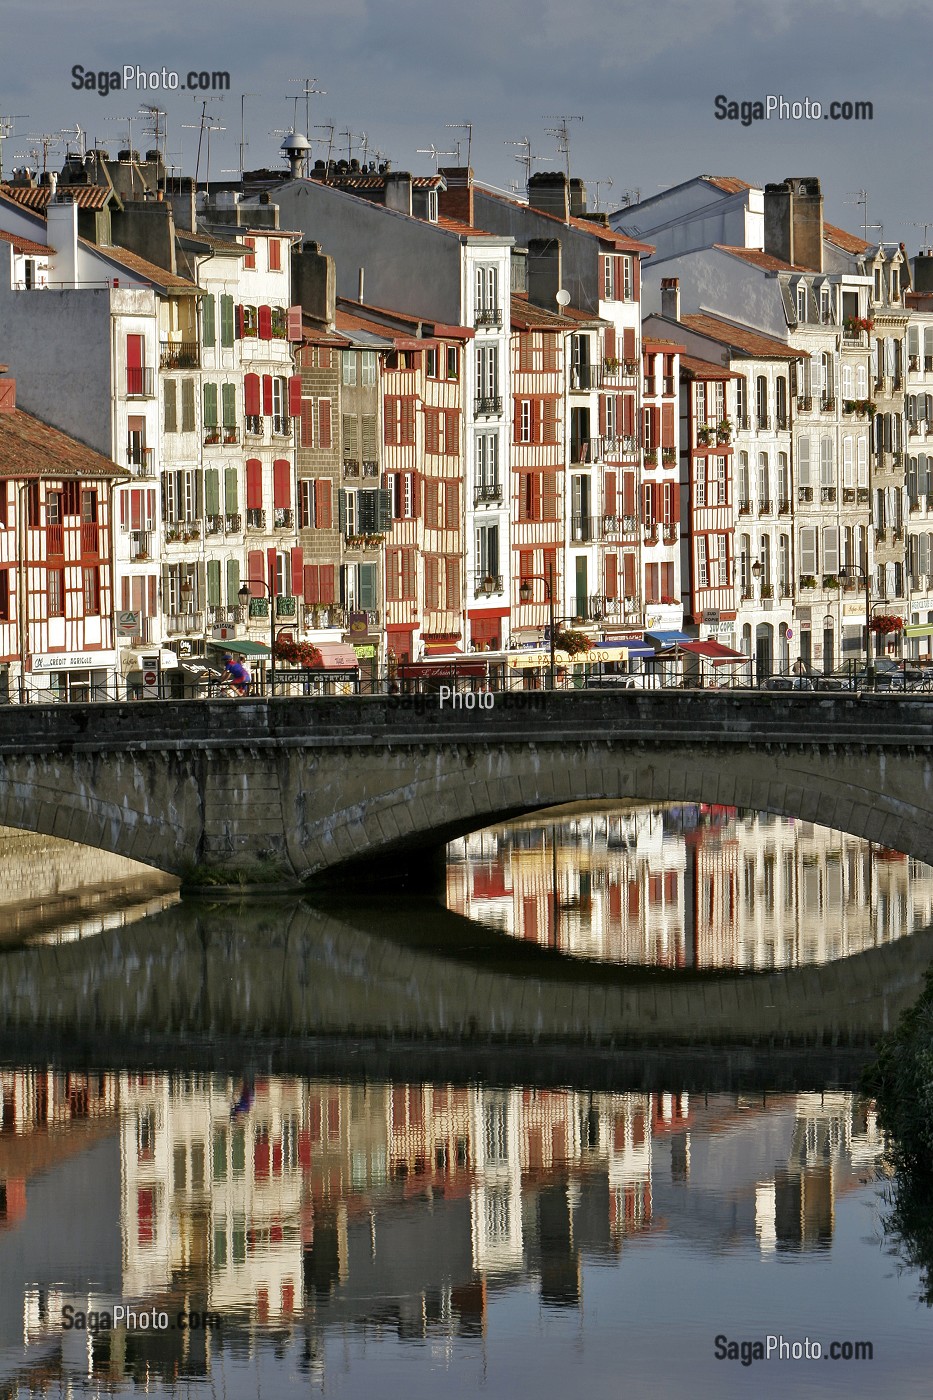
left=427, top=190, right=438, bottom=223
left=873, top=265, right=883, bottom=304
left=820, top=285, right=832, bottom=325
left=891, top=266, right=900, bottom=302
left=796, top=284, right=807, bottom=324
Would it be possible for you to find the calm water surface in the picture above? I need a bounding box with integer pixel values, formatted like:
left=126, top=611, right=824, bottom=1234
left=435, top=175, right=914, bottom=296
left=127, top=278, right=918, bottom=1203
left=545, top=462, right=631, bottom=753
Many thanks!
left=0, top=816, right=930, bottom=1398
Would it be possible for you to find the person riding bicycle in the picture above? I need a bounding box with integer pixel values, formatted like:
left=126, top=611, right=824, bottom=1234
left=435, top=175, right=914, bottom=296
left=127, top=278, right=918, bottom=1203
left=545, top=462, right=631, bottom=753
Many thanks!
left=222, top=653, right=251, bottom=696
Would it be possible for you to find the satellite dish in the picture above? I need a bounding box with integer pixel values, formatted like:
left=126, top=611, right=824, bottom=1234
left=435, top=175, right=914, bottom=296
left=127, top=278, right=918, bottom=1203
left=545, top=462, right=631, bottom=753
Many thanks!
left=555, top=289, right=571, bottom=306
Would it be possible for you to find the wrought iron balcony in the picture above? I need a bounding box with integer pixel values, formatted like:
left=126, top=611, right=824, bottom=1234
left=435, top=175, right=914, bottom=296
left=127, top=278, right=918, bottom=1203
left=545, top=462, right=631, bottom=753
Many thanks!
left=474, top=307, right=502, bottom=327
left=125, top=367, right=155, bottom=399
left=474, top=481, right=503, bottom=504
left=159, top=340, right=199, bottom=370
left=126, top=446, right=154, bottom=476
left=475, top=395, right=503, bottom=417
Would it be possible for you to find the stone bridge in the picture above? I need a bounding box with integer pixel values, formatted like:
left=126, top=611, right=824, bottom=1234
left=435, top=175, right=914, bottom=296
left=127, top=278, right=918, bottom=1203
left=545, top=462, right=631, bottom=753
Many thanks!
left=0, top=691, right=932, bottom=882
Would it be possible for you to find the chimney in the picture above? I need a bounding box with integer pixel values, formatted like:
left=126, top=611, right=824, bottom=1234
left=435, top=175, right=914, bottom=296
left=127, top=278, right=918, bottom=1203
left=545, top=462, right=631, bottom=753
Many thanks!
left=660, top=277, right=681, bottom=322
left=437, top=167, right=474, bottom=227
left=383, top=171, right=413, bottom=216
left=568, top=178, right=587, bottom=219
left=763, top=177, right=823, bottom=271
left=0, top=373, right=15, bottom=415
left=291, top=239, right=336, bottom=328
left=167, top=176, right=197, bottom=233
left=47, top=198, right=79, bottom=287
left=912, top=252, right=933, bottom=293
left=527, top=237, right=563, bottom=310
left=528, top=172, right=570, bottom=223
left=110, top=198, right=177, bottom=274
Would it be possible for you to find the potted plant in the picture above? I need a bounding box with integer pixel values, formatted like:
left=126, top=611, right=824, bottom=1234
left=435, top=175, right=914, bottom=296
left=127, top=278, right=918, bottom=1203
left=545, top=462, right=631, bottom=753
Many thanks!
left=869, top=614, right=904, bottom=636
left=799, top=574, right=817, bottom=589
left=552, top=627, right=593, bottom=657
left=716, top=418, right=733, bottom=445
left=603, top=355, right=620, bottom=374
left=662, top=448, right=676, bottom=465
left=273, top=635, right=324, bottom=667
left=697, top=425, right=714, bottom=446
left=761, top=583, right=774, bottom=599
left=822, top=574, right=840, bottom=590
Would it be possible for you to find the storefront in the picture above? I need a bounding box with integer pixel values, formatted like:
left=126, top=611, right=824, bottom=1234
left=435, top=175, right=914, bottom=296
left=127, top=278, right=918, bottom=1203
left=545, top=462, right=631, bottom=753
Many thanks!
left=28, top=651, right=119, bottom=703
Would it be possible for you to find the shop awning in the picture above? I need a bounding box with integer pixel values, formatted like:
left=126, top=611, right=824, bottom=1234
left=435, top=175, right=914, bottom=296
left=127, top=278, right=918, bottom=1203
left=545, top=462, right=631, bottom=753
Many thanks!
left=646, top=629, right=692, bottom=649
left=397, top=659, right=488, bottom=678
left=314, top=643, right=360, bottom=671
left=591, top=640, right=656, bottom=660
left=508, top=649, right=573, bottom=669
left=905, top=623, right=933, bottom=639
left=208, top=639, right=270, bottom=657
left=679, top=640, right=750, bottom=665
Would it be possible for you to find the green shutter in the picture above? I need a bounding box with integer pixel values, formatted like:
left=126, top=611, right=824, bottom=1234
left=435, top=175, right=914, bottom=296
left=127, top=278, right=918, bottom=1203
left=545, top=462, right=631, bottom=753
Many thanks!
left=202, top=294, right=216, bottom=347
left=220, top=295, right=234, bottom=348
left=205, top=468, right=221, bottom=516
left=206, top=559, right=222, bottom=606
left=338, top=489, right=347, bottom=534
left=224, top=467, right=238, bottom=515
left=226, top=556, right=240, bottom=605
left=181, top=379, right=195, bottom=431
left=359, top=562, right=376, bottom=610
left=376, top=488, right=392, bottom=532
left=221, top=382, right=236, bottom=427
left=203, top=383, right=218, bottom=427
left=163, top=379, right=177, bottom=433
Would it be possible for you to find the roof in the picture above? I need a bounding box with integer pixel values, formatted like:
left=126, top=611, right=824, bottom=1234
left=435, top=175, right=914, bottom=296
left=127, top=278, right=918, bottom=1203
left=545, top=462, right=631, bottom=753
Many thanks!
left=176, top=229, right=247, bottom=256
left=313, top=173, right=445, bottom=192
left=678, top=312, right=803, bottom=359
left=435, top=215, right=500, bottom=239
left=0, top=407, right=126, bottom=479
left=0, top=184, right=114, bottom=211
left=0, top=228, right=50, bottom=256
left=824, top=222, right=872, bottom=255
left=335, top=297, right=473, bottom=341
left=713, top=244, right=802, bottom=273
left=703, top=176, right=754, bottom=195
left=679, top=354, right=736, bottom=381
left=510, top=292, right=601, bottom=330
left=475, top=185, right=654, bottom=254
left=642, top=335, right=685, bottom=352
left=89, top=242, right=200, bottom=293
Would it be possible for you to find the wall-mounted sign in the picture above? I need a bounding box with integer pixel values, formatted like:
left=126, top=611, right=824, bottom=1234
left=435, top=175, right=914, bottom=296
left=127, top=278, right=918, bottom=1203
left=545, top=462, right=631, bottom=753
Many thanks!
left=31, top=651, right=118, bottom=672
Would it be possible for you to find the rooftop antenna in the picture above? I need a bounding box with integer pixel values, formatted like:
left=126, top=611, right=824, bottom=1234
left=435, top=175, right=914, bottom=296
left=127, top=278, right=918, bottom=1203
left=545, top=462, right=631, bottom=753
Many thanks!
left=845, top=188, right=882, bottom=244
left=615, top=188, right=642, bottom=208
left=238, top=93, right=260, bottom=174
left=339, top=128, right=364, bottom=163
left=906, top=221, right=933, bottom=255
left=314, top=123, right=336, bottom=168
left=138, top=103, right=168, bottom=167
left=0, top=115, right=28, bottom=182
left=287, top=77, right=325, bottom=140
left=581, top=175, right=613, bottom=212
left=543, top=114, right=583, bottom=182
left=25, top=131, right=61, bottom=174
left=416, top=142, right=456, bottom=173
left=60, top=124, right=86, bottom=159
left=105, top=114, right=137, bottom=191
left=505, top=136, right=546, bottom=190
left=444, top=121, right=473, bottom=167
left=183, top=101, right=225, bottom=186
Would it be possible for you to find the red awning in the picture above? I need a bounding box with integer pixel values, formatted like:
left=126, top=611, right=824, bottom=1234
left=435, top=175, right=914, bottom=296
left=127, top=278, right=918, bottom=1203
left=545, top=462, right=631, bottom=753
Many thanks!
left=313, top=643, right=360, bottom=671
left=397, top=659, right=488, bottom=679
left=679, top=640, right=750, bottom=666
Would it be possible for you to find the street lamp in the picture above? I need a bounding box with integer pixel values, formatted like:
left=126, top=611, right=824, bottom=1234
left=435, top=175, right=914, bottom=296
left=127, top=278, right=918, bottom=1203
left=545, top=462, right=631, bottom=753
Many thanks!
left=837, top=563, right=873, bottom=682
left=519, top=563, right=556, bottom=689
left=238, top=578, right=275, bottom=696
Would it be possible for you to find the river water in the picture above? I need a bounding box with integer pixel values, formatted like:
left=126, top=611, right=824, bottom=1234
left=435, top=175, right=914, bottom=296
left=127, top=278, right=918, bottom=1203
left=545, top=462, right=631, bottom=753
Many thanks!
left=0, top=812, right=931, bottom=1398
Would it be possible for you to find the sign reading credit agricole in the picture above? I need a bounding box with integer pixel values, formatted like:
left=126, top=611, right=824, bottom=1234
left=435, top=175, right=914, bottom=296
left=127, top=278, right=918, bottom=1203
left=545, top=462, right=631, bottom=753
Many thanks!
left=31, top=652, right=118, bottom=672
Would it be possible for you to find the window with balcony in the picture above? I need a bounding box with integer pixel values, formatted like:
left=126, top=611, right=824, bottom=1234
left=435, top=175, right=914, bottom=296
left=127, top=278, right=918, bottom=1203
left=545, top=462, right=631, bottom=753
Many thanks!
left=475, top=265, right=500, bottom=324
left=476, top=433, right=500, bottom=502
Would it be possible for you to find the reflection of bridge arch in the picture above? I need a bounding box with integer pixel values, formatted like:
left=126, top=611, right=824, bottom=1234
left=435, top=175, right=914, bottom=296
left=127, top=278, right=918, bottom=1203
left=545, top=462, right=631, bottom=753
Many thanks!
left=2, top=897, right=933, bottom=1052
left=0, top=694, right=932, bottom=880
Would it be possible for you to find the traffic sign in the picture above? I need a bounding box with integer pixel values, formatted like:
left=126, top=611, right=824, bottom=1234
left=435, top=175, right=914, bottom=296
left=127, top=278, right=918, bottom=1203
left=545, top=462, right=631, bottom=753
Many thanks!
left=143, top=670, right=157, bottom=686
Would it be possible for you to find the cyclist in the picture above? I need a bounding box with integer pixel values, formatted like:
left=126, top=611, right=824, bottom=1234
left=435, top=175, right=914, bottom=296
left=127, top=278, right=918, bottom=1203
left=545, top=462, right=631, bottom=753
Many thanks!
left=222, top=653, right=251, bottom=697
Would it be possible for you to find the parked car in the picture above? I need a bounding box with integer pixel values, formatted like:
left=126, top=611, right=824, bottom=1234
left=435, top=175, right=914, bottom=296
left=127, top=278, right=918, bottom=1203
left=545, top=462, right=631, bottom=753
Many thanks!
left=583, top=672, right=661, bottom=690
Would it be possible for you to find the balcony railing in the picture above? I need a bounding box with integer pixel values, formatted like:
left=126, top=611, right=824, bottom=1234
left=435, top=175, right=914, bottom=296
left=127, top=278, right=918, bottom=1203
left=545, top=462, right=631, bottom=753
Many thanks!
left=569, top=366, right=596, bottom=391
left=274, top=507, right=294, bottom=529
left=245, top=415, right=264, bottom=436
left=570, top=514, right=599, bottom=542
left=208, top=605, right=247, bottom=627
left=663, top=523, right=678, bottom=544
left=362, top=460, right=379, bottom=477
left=475, top=395, right=503, bottom=417
left=798, top=485, right=814, bottom=502
left=159, top=340, right=199, bottom=370
left=272, top=414, right=292, bottom=437
left=46, top=524, right=64, bottom=557
left=248, top=597, right=269, bottom=618
left=125, top=367, right=155, bottom=399
left=164, top=518, right=201, bottom=543
left=821, top=486, right=836, bottom=503
left=474, top=481, right=503, bottom=504
left=474, top=307, right=502, bottom=327
left=757, top=413, right=771, bottom=430
left=129, top=529, right=152, bottom=561
left=127, top=446, right=154, bottom=476
left=166, top=611, right=204, bottom=634
left=570, top=594, right=605, bottom=622
left=246, top=508, right=266, bottom=530
left=343, top=459, right=360, bottom=478
left=821, top=396, right=836, bottom=413
left=80, top=521, right=99, bottom=554
left=473, top=572, right=504, bottom=597
left=796, top=395, right=813, bottom=412
left=275, top=595, right=298, bottom=618
left=758, top=499, right=772, bottom=516
left=204, top=514, right=225, bottom=536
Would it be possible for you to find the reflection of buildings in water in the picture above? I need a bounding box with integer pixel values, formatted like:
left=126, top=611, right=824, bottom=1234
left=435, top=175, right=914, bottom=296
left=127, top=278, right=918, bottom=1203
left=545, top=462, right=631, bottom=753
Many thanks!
left=447, top=804, right=933, bottom=969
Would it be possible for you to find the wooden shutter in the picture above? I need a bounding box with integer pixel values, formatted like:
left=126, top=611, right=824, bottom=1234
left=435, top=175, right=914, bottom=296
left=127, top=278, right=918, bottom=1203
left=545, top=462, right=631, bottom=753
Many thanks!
left=425, top=410, right=440, bottom=454
left=206, top=559, right=221, bottom=606
left=247, top=549, right=264, bottom=596
left=221, top=383, right=236, bottom=427
left=314, top=480, right=332, bottom=529
left=444, top=410, right=460, bottom=456
left=258, top=305, right=272, bottom=340
left=604, top=472, right=617, bottom=517
left=203, top=382, right=218, bottom=427
left=519, top=549, right=534, bottom=581
left=599, top=395, right=607, bottom=436
left=246, top=459, right=263, bottom=510
left=164, top=380, right=177, bottom=433
left=445, top=556, right=461, bottom=610
left=604, top=327, right=616, bottom=361
left=288, top=375, right=302, bottom=417
left=290, top=547, right=303, bottom=590
left=519, top=334, right=533, bottom=373
left=542, top=399, right=557, bottom=445
left=204, top=469, right=220, bottom=516
left=224, top=467, right=238, bottom=515
left=266, top=547, right=277, bottom=590
left=320, top=564, right=335, bottom=603
left=400, top=398, right=416, bottom=446
left=425, top=555, right=440, bottom=608
left=384, top=398, right=398, bottom=446
left=423, top=479, right=439, bottom=526
left=318, top=399, right=332, bottom=449
left=300, top=399, right=313, bottom=447
left=661, top=403, right=675, bottom=447
left=623, top=552, right=636, bottom=598
left=359, top=562, right=376, bottom=610
left=622, top=394, right=635, bottom=437
left=444, top=481, right=460, bottom=529
left=220, top=295, right=235, bottom=347
left=622, top=328, right=636, bottom=362
left=261, top=375, right=273, bottom=414
left=622, top=471, right=636, bottom=515
left=273, top=459, right=291, bottom=509
left=402, top=549, right=417, bottom=600
left=226, top=557, right=240, bottom=604
left=244, top=374, right=261, bottom=416
left=542, top=472, right=558, bottom=521
left=303, top=565, right=320, bottom=605
left=605, top=553, right=618, bottom=599
left=287, top=305, right=303, bottom=341
left=202, top=294, right=216, bottom=347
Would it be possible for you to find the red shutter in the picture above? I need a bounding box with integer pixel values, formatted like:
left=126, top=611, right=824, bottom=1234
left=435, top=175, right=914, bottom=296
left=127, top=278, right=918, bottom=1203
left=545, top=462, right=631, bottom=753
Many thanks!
left=318, top=399, right=332, bottom=449
left=148, top=576, right=157, bottom=616
left=126, top=334, right=143, bottom=368
left=258, top=305, right=272, bottom=340
left=314, top=480, right=333, bottom=529
left=604, top=327, right=616, bottom=361
left=423, top=479, right=439, bottom=526
left=303, top=565, right=320, bottom=605
left=661, top=403, right=675, bottom=448
left=651, top=407, right=661, bottom=448
left=425, top=555, right=439, bottom=608
left=401, top=398, right=416, bottom=446
left=605, top=553, right=618, bottom=600
left=266, top=547, right=277, bottom=590
left=622, top=471, right=636, bottom=515
left=290, top=547, right=303, bottom=588
left=622, top=394, right=635, bottom=437
left=130, top=489, right=142, bottom=531
left=513, top=398, right=521, bottom=443
left=121, top=577, right=129, bottom=609
left=446, top=556, right=460, bottom=610
left=632, top=257, right=640, bottom=303
left=622, top=328, right=636, bottom=362
left=244, top=374, right=261, bottom=416
left=235, top=305, right=244, bottom=339
left=444, top=481, right=459, bottom=529
left=402, top=549, right=417, bottom=600
left=425, top=410, right=439, bottom=455
left=247, top=550, right=264, bottom=596
left=288, top=375, right=303, bottom=417
left=623, top=552, right=636, bottom=598
left=300, top=399, right=313, bottom=447
left=319, top=564, right=335, bottom=604
left=246, top=459, right=263, bottom=510
left=384, top=398, right=397, bottom=446
left=410, top=472, right=422, bottom=518
left=445, top=410, right=459, bottom=455
left=604, top=473, right=617, bottom=517
left=273, top=459, right=291, bottom=509
left=599, top=395, right=607, bottom=436
left=262, top=375, right=273, bottom=414
left=287, top=305, right=303, bottom=341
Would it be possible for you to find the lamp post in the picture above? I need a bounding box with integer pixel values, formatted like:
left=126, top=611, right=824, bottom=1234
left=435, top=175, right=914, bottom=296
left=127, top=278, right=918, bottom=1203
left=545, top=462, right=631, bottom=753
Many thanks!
left=837, top=563, right=872, bottom=683
left=519, top=563, right=556, bottom=689
left=238, top=579, right=275, bottom=696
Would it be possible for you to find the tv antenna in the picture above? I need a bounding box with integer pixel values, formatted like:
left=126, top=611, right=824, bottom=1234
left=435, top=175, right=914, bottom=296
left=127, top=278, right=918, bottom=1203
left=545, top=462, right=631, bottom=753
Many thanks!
left=416, top=142, right=456, bottom=172
left=183, top=101, right=226, bottom=186
left=60, top=124, right=87, bottom=158
left=505, top=136, right=546, bottom=188
left=905, top=220, right=933, bottom=253
left=0, top=114, right=28, bottom=181
left=444, top=121, right=473, bottom=166
left=287, top=77, right=325, bottom=140
left=338, top=128, right=366, bottom=163
left=543, top=114, right=582, bottom=181
left=237, top=93, right=261, bottom=174
left=615, top=188, right=642, bottom=208
left=25, top=131, right=61, bottom=173
left=581, top=175, right=613, bottom=212
left=845, top=188, right=882, bottom=243
left=314, top=123, right=336, bottom=167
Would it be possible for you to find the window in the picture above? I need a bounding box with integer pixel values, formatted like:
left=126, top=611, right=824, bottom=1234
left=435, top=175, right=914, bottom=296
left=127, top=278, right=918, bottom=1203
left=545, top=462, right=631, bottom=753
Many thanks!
left=778, top=452, right=789, bottom=505
left=820, top=285, right=832, bottom=324
left=476, top=433, right=499, bottom=492
left=202, top=294, right=216, bottom=348
left=799, top=527, right=817, bottom=576
left=164, top=379, right=177, bottom=433
left=873, top=265, right=883, bottom=303
left=797, top=284, right=807, bottom=323
left=446, top=345, right=459, bottom=380
left=476, top=345, right=499, bottom=404
left=857, top=436, right=869, bottom=486
left=797, top=436, right=811, bottom=487
left=425, top=346, right=439, bottom=379
left=181, top=380, right=195, bottom=432
left=268, top=238, right=281, bottom=271
left=360, top=350, right=377, bottom=386
left=757, top=452, right=769, bottom=507
left=820, top=436, right=833, bottom=486
left=775, top=376, right=787, bottom=426
left=243, top=237, right=256, bottom=270
left=738, top=452, right=750, bottom=507
left=843, top=436, right=854, bottom=487
left=602, top=254, right=634, bottom=301
left=476, top=522, right=500, bottom=580
left=856, top=364, right=868, bottom=398
left=756, top=376, right=769, bottom=427
left=83, top=566, right=100, bottom=615
left=696, top=536, right=709, bottom=588
left=220, top=295, right=235, bottom=348
left=48, top=569, right=65, bottom=617
left=475, top=264, right=499, bottom=314
left=735, top=376, right=747, bottom=425
left=342, top=351, right=357, bottom=386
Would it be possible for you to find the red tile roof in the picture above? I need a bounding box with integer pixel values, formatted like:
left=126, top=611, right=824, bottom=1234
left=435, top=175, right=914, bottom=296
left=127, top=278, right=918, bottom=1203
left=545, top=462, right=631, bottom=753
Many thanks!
left=0, top=406, right=126, bottom=479
left=0, top=228, right=50, bottom=256
left=510, top=292, right=601, bottom=330
left=679, top=312, right=803, bottom=359
left=714, top=244, right=802, bottom=273
left=679, top=354, right=737, bottom=381
left=1, top=183, right=114, bottom=211
left=643, top=335, right=686, bottom=352
left=703, top=176, right=753, bottom=195
left=89, top=242, right=200, bottom=292
left=823, top=221, right=872, bottom=255
left=475, top=186, right=654, bottom=254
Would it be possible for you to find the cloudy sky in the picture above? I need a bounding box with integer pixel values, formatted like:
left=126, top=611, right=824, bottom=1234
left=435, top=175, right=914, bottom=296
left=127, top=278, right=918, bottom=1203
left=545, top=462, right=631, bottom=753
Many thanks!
left=2, top=0, right=930, bottom=247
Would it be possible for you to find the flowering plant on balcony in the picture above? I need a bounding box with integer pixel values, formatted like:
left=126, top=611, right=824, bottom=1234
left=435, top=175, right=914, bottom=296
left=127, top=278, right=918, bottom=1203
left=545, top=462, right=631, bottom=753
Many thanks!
left=716, top=418, right=733, bottom=444
left=696, top=425, right=714, bottom=446
left=660, top=595, right=678, bottom=605
left=662, top=448, right=677, bottom=465
left=799, top=574, right=817, bottom=589
left=553, top=627, right=593, bottom=657
left=869, top=613, right=903, bottom=635
left=273, top=635, right=323, bottom=667
left=844, top=315, right=874, bottom=335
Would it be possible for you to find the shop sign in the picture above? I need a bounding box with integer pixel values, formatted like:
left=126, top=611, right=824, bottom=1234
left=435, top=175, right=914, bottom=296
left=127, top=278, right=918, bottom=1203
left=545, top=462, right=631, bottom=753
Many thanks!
left=31, top=651, right=118, bottom=672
